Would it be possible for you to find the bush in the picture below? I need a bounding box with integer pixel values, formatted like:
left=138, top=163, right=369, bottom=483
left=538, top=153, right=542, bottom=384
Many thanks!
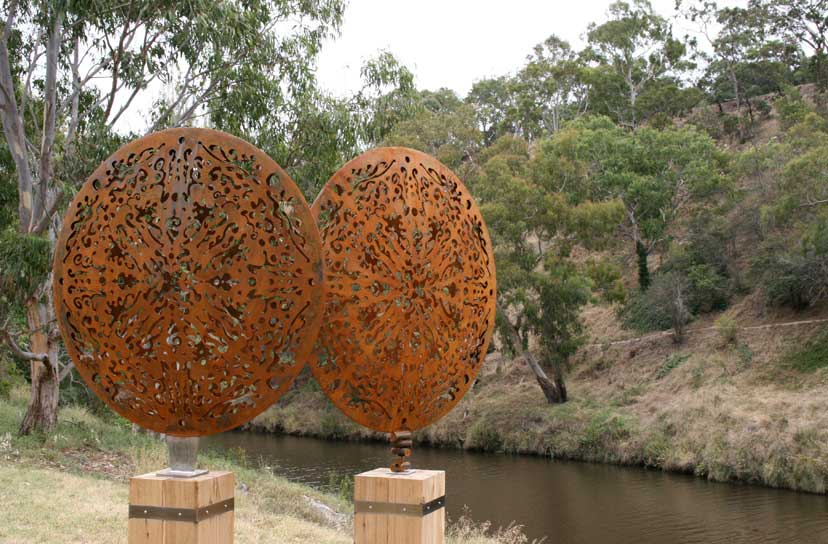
left=584, top=258, right=626, bottom=304
left=753, top=242, right=828, bottom=310
left=620, top=272, right=690, bottom=338
left=687, top=108, right=726, bottom=140
left=715, top=315, right=739, bottom=345
left=619, top=286, right=674, bottom=332
left=686, top=264, right=730, bottom=313
left=776, top=87, right=813, bottom=131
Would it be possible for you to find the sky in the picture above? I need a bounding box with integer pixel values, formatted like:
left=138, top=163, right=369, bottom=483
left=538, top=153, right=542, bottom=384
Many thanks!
left=315, top=0, right=745, bottom=99
left=107, top=0, right=747, bottom=133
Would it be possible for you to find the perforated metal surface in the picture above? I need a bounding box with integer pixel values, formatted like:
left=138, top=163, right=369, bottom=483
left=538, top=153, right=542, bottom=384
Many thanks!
left=53, top=128, right=324, bottom=436
left=310, top=147, right=496, bottom=433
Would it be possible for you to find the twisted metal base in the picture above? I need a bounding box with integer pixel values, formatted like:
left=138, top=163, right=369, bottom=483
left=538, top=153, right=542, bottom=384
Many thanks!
left=390, top=431, right=413, bottom=473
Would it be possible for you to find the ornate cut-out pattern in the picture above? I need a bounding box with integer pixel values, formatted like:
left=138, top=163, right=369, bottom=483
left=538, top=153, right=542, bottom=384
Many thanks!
left=310, top=147, right=496, bottom=433
left=53, top=128, right=324, bottom=436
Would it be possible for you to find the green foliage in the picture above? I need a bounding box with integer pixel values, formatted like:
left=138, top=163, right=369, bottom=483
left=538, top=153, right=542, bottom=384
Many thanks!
left=0, top=229, right=51, bottom=308
left=776, top=86, right=814, bottom=130
left=383, top=88, right=482, bottom=176
left=715, top=315, right=739, bottom=345
left=782, top=330, right=828, bottom=373
left=586, top=0, right=689, bottom=127
left=620, top=285, right=675, bottom=332
left=583, top=258, right=627, bottom=304
left=325, top=471, right=354, bottom=502
left=656, top=353, right=691, bottom=379
left=479, top=133, right=622, bottom=393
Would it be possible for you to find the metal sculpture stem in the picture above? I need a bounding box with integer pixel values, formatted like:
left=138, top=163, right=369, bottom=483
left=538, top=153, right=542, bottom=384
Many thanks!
left=390, top=430, right=413, bottom=473
left=158, top=436, right=207, bottom=478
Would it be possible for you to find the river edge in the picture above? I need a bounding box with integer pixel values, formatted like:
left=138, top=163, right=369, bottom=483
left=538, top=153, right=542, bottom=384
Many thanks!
left=246, top=348, right=828, bottom=496
left=0, top=387, right=528, bottom=544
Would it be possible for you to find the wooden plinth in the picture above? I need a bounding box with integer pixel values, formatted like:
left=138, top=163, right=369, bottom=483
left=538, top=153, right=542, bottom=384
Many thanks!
left=354, top=468, right=445, bottom=544
left=129, top=470, right=234, bottom=544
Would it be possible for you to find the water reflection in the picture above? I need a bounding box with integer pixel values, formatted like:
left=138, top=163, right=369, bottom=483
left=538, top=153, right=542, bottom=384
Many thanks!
left=202, top=432, right=828, bottom=543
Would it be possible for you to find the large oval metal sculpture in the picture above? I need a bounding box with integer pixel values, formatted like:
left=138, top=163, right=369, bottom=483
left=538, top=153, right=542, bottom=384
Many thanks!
left=310, top=147, right=496, bottom=470
left=54, top=128, right=324, bottom=436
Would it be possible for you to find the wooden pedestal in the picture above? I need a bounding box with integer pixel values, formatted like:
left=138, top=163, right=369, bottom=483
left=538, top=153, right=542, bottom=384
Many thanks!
left=354, top=468, right=445, bottom=544
left=128, top=470, right=234, bottom=544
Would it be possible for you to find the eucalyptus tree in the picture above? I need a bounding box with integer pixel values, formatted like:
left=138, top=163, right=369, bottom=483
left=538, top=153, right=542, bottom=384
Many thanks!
left=756, top=0, right=828, bottom=88
left=530, top=117, right=728, bottom=291
left=0, top=0, right=344, bottom=434
left=586, top=0, right=688, bottom=128
left=679, top=1, right=793, bottom=137
left=475, top=136, right=624, bottom=404
left=382, top=88, right=482, bottom=180
left=511, top=36, right=590, bottom=140
left=467, top=76, right=518, bottom=145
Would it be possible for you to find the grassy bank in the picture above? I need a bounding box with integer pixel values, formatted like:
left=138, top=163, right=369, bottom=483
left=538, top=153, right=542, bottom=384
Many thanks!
left=0, top=387, right=531, bottom=544
left=250, top=304, right=828, bottom=495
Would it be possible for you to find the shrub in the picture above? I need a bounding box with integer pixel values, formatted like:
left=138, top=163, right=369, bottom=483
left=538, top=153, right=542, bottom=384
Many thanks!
left=736, top=343, right=754, bottom=369
left=776, top=87, right=813, bottom=131
left=687, top=108, right=726, bottom=140
left=620, top=272, right=691, bottom=341
left=715, top=315, right=739, bottom=345
left=619, top=286, right=673, bottom=332
left=578, top=410, right=632, bottom=459
left=686, top=264, right=730, bottom=313
left=583, top=258, right=626, bottom=304
left=753, top=244, right=828, bottom=310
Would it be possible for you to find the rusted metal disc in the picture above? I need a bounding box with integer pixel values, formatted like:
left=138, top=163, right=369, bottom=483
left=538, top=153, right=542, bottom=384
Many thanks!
left=310, top=147, right=496, bottom=433
left=53, top=128, right=324, bottom=436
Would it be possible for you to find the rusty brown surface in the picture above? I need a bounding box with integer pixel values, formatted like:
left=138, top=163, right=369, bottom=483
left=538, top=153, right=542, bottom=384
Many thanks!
left=390, top=430, right=413, bottom=472
left=310, top=147, right=496, bottom=435
left=53, top=128, right=324, bottom=436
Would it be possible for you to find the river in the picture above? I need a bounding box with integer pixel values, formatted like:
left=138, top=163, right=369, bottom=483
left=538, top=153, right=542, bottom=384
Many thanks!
left=202, top=432, right=828, bottom=543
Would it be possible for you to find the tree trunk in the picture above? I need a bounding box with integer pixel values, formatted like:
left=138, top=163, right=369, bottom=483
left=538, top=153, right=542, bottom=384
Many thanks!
left=551, top=360, right=568, bottom=403
left=19, top=289, right=59, bottom=435
left=499, top=306, right=566, bottom=404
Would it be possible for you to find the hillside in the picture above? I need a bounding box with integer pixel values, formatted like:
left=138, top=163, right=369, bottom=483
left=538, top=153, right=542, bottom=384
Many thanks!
left=247, top=94, right=828, bottom=494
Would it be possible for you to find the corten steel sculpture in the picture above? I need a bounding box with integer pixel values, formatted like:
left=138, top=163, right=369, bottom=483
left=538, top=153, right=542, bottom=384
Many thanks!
left=310, top=147, right=496, bottom=472
left=53, top=129, right=324, bottom=464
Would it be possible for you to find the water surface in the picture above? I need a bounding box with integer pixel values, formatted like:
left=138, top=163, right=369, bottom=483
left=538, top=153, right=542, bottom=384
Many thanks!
left=203, top=432, right=828, bottom=543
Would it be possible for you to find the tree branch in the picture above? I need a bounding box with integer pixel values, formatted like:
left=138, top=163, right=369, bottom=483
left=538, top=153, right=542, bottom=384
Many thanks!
left=35, top=7, right=64, bottom=232
left=0, top=321, right=49, bottom=363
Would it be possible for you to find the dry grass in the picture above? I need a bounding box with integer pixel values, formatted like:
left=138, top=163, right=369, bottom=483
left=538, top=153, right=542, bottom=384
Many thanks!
left=248, top=306, right=828, bottom=495
left=0, top=389, right=522, bottom=544
left=0, top=464, right=350, bottom=544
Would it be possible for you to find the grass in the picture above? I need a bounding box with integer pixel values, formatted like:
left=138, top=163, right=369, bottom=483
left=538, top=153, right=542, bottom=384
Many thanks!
left=781, top=328, right=828, bottom=373
left=0, top=386, right=531, bottom=544
left=656, top=353, right=691, bottom=379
